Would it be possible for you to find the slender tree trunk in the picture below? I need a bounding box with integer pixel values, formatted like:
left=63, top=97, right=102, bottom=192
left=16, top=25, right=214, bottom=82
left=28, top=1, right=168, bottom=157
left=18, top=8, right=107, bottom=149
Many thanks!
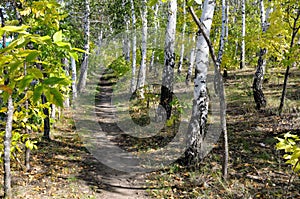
left=178, top=0, right=186, bottom=75
left=279, top=10, right=300, bottom=114
left=253, top=0, right=269, bottom=110
left=63, top=58, right=70, bottom=108
left=71, top=57, right=77, bottom=101
left=160, top=0, right=177, bottom=119
left=130, top=0, right=137, bottom=93
left=136, top=0, right=148, bottom=97
left=122, top=0, right=130, bottom=62
left=185, top=36, right=196, bottom=85
left=240, top=0, right=246, bottom=69
left=77, top=0, right=90, bottom=93
left=4, top=96, right=13, bottom=199
left=1, top=9, right=13, bottom=198
left=150, top=3, right=159, bottom=73
left=42, top=94, right=50, bottom=140
left=216, top=0, right=229, bottom=180
left=185, top=0, right=215, bottom=163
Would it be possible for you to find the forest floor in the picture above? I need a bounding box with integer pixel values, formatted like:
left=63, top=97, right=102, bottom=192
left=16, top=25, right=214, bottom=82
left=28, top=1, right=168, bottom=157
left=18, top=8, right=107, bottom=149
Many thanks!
left=0, top=67, right=300, bottom=198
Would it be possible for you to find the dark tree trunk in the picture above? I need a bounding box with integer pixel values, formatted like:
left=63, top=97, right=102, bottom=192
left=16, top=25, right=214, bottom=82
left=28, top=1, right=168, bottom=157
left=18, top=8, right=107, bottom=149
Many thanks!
left=253, top=48, right=267, bottom=110
left=41, top=94, right=50, bottom=140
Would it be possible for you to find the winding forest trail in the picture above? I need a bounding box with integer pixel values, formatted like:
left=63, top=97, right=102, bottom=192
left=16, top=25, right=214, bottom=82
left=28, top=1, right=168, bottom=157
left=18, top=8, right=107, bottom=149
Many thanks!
left=93, top=70, right=150, bottom=199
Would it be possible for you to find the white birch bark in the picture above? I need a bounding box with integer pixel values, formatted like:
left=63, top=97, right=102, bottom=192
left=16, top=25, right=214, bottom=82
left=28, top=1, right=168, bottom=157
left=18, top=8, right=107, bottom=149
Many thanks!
left=122, top=0, right=130, bottom=62
left=186, top=0, right=215, bottom=163
left=185, top=35, right=196, bottom=85
left=130, top=0, right=137, bottom=93
left=253, top=0, right=271, bottom=109
left=178, top=0, right=186, bottom=74
left=160, top=0, right=177, bottom=119
left=4, top=95, right=13, bottom=199
left=77, top=0, right=90, bottom=93
left=71, top=57, right=77, bottom=101
left=150, top=3, right=159, bottom=73
left=216, top=0, right=229, bottom=179
left=240, top=0, right=246, bottom=69
left=136, top=0, right=148, bottom=96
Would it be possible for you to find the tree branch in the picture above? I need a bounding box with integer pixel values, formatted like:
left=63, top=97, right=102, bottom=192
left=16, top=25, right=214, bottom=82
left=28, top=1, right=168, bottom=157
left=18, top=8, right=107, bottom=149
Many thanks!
left=187, top=5, right=218, bottom=67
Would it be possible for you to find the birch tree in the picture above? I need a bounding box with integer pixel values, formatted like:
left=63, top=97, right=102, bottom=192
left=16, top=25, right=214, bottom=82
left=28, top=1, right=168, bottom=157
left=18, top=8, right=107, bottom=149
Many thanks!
left=136, top=0, right=148, bottom=95
left=160, top=0, right=177, bottom=119
left=77, top=0, right=90, bottom=93
left=130, top=0, right=137, bottom=93
left=186, top=36, right=196, bottom=85
left=252, top=0, right=270, bottom=110
left=240, top=0, right=245, bottom=69
left=185, top=0, right=215, bottom=164
left=177, top=0, right=186, bottom=75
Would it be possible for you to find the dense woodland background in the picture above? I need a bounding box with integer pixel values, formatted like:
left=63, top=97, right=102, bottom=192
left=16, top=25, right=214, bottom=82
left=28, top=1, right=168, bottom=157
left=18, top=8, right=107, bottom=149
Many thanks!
left=0, top=0, right=299, bottom=198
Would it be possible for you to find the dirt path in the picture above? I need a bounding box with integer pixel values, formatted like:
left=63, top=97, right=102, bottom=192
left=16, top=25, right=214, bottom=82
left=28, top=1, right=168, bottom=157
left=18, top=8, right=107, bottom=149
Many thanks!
left=1, top=70, right=150, bottom=199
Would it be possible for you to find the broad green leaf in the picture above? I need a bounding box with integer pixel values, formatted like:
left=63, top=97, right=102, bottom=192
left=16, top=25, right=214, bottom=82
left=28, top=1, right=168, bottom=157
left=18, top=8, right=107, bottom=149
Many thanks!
left=18, top=75, right=34, bottom=92
left=33, top=85, right=44, bottom=103
left=27, top=68, right=43, bottom=79
left=43, top=77, right=69, bottom=86
left=53, top=30, right=63, bottom=43
left=25, top=51, right=40, bottom=62
left=55, top=41, right=71, bottom=49
left=72, top=48, right=86, bottom=53
left=69, top=51, right=78, bottom=61
left=50, top=87, right=64, bottom=107
left=1, top=25, right=29, bottom=33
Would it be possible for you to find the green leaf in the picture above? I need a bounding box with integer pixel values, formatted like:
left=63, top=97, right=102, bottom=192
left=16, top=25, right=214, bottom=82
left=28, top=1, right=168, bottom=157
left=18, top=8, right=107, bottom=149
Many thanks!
left=25, top=51, right=40, bottom=62
left=33, top=85, right=43, bottom=103
left=53, top=30, right=63, bottom=43
left=55, top=41, right=71, bottom=49
left=1, top=25, right=29, bottom=33
left=72, top=47, right=86, bottom=53
left=148, top=0, right=158, bottom=6
left=69, top=51, right=78, bottom=61
left=27, top=68, right=43, bottom=79
left=18, top=75, right=34, bottom=92
left=43, top=77, right=69, bottom=86
left=50, top=87, right=64, bottom=107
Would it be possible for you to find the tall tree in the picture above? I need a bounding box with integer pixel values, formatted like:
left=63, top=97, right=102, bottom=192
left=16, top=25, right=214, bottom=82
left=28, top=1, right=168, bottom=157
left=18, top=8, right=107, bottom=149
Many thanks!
left=136, top=0, right=148, bottom=95
left=185, top=0, right=216, bottom=163
left=252, top=0, right=270, bottom=110
left=279, top=6, right=300, bottom=114
left=240, top=0, right=246, bottom=69
left=130, top=0, right=137, bottom=93
left=160, top=0, right=177, bottom=119
left=178, top=0, right=186, bottom=74
left=77, top=0, right=90, bottom=93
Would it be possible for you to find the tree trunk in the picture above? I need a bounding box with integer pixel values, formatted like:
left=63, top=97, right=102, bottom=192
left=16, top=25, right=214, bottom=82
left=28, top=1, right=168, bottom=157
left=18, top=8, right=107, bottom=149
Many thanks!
left=185, top=36, right=196, bottom=85
left=77, top=0, right=90, bottom=93
left=4, top=96, right=13, bottom=199
left=122, top=0, right=130, bottom=62
left=185, top=0, right=215, bottom=164
left=63, top=58, right=70, bottom=108
left=178, top=0, right=186, bottom=75
left=150, top=3, right=159, bottom=73
left=253, top=0, right=269, bottom=110
left=279, top=10, right=300, bottom=115
left=71, top=57, right=77, bottom=101
left=240, top=0, right=245, bottom=69
left=160, top=0, right=177, bottom=119
left=42, top=94, right=50, bottom=140
left=136, top=0, right=148, bottom=97
left=130, top=0, right=137, bottom=93
left=216, top=0, right=229, bottom=180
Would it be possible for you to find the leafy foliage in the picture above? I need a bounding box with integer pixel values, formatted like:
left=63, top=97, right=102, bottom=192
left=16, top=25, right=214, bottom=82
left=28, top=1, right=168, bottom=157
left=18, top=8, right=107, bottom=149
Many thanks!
left=276, top=132, right=300, bottom=172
